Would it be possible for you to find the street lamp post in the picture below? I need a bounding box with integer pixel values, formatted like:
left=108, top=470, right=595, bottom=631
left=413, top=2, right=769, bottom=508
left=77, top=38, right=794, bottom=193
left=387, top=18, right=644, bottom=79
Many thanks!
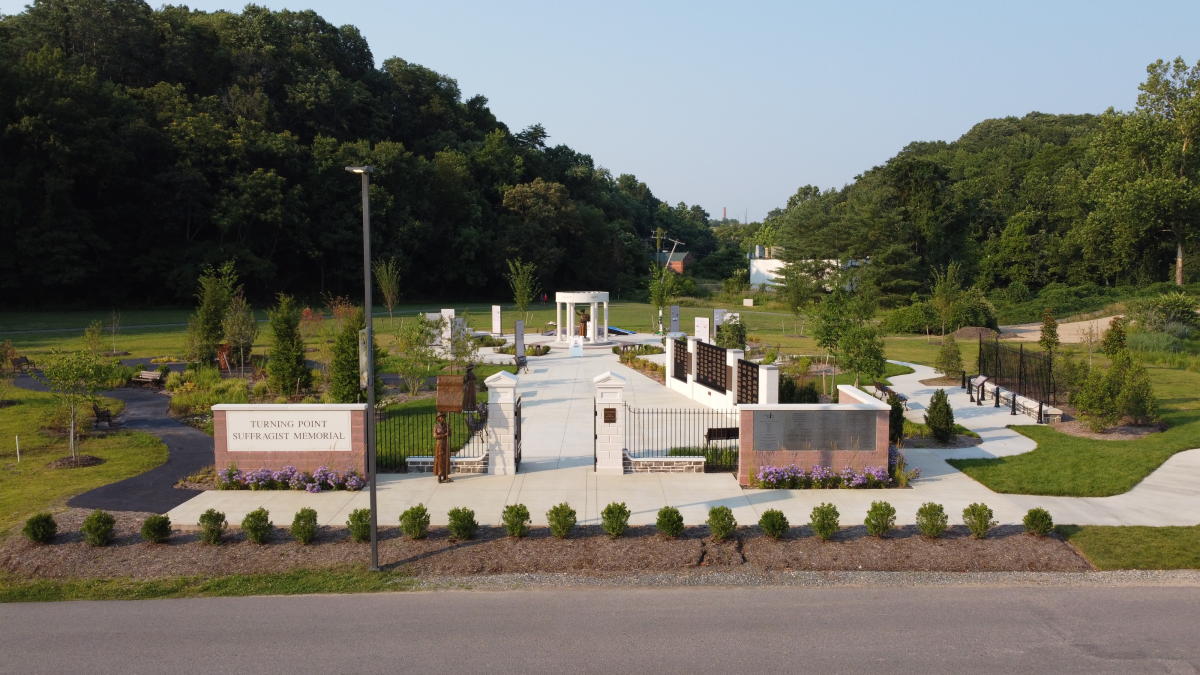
left=346, top=165, right=379, bottom=571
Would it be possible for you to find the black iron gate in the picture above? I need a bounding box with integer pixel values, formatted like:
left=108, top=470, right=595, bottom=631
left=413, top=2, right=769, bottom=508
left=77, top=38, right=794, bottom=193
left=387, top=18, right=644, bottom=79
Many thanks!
left=737, top=358, right=759, bottom=404
left=376, top=406, right=488, bottom=472
left=624, top=405, right=740, bottom=472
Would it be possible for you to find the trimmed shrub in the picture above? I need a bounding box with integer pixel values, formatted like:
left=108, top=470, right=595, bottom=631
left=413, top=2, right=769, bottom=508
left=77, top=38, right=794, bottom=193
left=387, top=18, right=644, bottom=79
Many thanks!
left=707, top=506, right=737, bottom=542
left=547, top=503, right=577, bottom=538
left=915, top=502, right=948, bottom=539
left=1023, top=507, right=1054, bottom=537
left=140, top=514, right=172, bottom=544
left=759, top=509, right=790, bottom=540
left=601, top=502, right=631, bottom=538
left=400, top=504, right=430, bottom=540
left=864, top=501, right=896, bottom=538
left=347, top=508, right=371, bottom=543
left=935, top=335, right=964, bottom=378
left=199, top=508, right=226, bottom=545
left=924, top=388, right=955, bottom=443
left=809, top=503, right=839, bottom=541
left=888, top=394, right=905, bottom=445
left=656, top=506, right=685, bottom=538
left=962, top=503, right=997, bottom=539
left=447, top=507, right=478, bottom=540
left=23, top=513, right=57, bottom=544
left=241, top=507, right=272, bottom=544
left=502, top=503, right=531, bottom=538
left=81, top=510, right=116, bottom=547
left=291, top=507, right=318, bottom=544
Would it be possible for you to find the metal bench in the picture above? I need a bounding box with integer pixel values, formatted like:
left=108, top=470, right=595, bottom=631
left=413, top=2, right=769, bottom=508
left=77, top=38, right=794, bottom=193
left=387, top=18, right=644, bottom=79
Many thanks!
left=10, top=356, right=31, bottom=372
left=132, top=370, right=163, bottom=386
left=92, top=403, right=114, bottom=428
left=704, top=427, right=740, bottom=445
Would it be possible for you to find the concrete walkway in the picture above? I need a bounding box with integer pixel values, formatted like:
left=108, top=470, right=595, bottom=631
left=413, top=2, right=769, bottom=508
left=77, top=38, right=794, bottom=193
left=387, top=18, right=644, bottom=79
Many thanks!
left=167, top=349, right=1200, bottom=529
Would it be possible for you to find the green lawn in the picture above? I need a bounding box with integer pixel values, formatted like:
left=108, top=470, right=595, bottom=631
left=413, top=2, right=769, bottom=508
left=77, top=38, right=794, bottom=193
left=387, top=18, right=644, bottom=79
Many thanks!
left=1060, top=525, right=1200, bottom=569
left=0, top=566, right=417, bottom=603
left=0, top=386, right=166, bottom=536
left=948, top=365, right=1200, bottom=496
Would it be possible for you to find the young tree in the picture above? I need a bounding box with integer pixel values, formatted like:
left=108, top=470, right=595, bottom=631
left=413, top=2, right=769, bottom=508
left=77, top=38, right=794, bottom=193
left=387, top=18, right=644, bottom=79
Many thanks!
left=372, top=257, right=402, bottom=319
left=838, top=325, right=886, bottom=388
left=36, top=349, right=115, bottom=460
left=887, top=393, right=905, bottom=446
left=266, top=294, right=311, bottom=396
left=1039, top=308, right=1060, bottom=357
left=505, top=258, right=541, bottom=321
left=934, top=334, right=964, bottom=379
left=109, top=310, right=120, bottom=355
left=714, top=316, right=748, bottom=350
left=647, top=262, right=677, bottom=334
left=394, top=313, right=440, bottom=395
left=924, top=388, right=955, bottom=443
left=328, top=309, right=384, bottom=403
left=83, top=320, right=105, bottom=356
left=929, top=262, right=963, bottom=336
left=185, top=261, right=238, bottom=365
left=1101, top=316, right=1127, bottom=356
left=222, top=291, right=258, bottom=374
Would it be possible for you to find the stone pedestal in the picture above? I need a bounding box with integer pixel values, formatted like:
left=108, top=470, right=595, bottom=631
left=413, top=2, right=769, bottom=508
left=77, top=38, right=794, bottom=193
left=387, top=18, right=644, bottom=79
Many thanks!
left=486, top=370, right=519, bottom=475
left=759, top=364, right=780, bottom=405
left=593, top=371, right=627, bottom=475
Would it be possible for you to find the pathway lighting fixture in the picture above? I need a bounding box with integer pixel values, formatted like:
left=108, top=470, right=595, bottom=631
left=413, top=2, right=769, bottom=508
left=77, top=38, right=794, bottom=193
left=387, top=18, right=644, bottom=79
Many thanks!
left=346, top=165, right=380, bottom=572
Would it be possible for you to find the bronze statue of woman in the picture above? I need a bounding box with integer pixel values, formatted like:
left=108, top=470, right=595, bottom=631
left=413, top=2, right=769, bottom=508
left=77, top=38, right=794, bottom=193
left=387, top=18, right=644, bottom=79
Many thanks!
left=433, top=412, right=451, bottom=483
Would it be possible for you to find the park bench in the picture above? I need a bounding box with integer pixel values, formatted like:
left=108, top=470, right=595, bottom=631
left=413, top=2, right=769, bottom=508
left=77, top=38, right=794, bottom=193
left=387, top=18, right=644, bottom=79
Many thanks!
left=92, top=403, right=114, bottom=429
left=704, top=427, right=739, bottom=446
left=10, top=356, right=31, bottom=372
left=131, top=370, right=164, bottom=386
left=873, top=382, right=908, bottom=409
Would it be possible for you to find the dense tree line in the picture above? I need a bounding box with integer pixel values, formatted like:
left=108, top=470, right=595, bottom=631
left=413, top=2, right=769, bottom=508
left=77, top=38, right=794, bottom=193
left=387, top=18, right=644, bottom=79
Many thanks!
left=770, top=58, right=1200, bottom=307
left=0, top=1, right=716, bottom=306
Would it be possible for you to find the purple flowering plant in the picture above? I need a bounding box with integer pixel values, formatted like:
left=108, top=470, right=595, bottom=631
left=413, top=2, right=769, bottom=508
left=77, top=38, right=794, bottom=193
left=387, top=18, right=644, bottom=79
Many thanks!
left=753, top=464, right=895, bottom=490
left=217, top=464, right=365, bottom=492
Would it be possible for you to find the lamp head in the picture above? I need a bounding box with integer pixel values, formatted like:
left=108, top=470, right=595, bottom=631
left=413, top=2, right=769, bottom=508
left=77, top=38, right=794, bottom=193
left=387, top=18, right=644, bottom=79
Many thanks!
left=344, top=166, right=374, bottom=174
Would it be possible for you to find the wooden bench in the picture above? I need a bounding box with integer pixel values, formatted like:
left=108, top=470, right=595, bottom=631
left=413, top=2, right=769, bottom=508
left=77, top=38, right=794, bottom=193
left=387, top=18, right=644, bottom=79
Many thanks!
left=132, top=370, right=163, bottom=386
left=704, top=427, right=740, bottom=445
left=92, top=403, right=114, bottom=428
left=10, top=356, right=31, bottom=372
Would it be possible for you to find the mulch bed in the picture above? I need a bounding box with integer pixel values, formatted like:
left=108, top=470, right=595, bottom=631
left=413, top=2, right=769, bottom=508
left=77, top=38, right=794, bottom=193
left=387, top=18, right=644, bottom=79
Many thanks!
left=0, top=509, right=1092, bottom=580
left=45, top=455, right=105, bottom=469
left=918, top=376, right=962, bottom=387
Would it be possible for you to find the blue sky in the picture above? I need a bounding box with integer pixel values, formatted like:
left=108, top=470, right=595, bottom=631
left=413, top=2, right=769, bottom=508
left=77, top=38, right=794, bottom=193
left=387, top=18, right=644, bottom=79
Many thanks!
left=4, top=0, right=1198, bottom=221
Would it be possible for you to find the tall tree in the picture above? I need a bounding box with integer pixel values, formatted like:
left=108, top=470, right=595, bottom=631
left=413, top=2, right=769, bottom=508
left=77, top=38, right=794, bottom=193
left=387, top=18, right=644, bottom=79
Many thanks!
left=266, top=294, right=311, bottom=396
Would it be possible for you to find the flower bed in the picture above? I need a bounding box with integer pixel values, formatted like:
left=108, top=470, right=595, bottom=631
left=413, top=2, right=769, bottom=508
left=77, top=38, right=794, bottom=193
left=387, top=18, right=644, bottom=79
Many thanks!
left=217, top=465, right=365, bottom=493
left=752, top=464, right=895, bottom=489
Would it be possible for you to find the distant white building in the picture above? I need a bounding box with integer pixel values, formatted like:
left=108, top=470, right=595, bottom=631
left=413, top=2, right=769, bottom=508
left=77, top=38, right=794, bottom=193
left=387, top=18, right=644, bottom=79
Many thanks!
left=747, top=246, right=862, bottom=290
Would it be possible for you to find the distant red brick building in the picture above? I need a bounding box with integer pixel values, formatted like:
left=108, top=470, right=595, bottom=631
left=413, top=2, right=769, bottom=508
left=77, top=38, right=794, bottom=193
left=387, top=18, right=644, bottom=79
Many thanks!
left=655, top=251, right=693, bottom=274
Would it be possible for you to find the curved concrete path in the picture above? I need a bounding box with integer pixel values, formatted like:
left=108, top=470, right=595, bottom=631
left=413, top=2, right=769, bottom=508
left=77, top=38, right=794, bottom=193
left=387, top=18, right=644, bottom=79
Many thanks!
left=15, top=374, right=212, bottom=513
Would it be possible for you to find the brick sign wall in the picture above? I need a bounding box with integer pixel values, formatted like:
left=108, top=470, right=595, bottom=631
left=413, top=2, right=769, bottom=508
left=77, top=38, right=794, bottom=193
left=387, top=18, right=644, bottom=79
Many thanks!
left=213, top=404, right=369, bottom=475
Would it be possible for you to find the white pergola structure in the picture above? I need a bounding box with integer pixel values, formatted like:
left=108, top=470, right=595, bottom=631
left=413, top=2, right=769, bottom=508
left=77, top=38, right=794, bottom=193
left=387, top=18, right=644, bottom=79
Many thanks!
left=555, top=291, right=611, bottom=345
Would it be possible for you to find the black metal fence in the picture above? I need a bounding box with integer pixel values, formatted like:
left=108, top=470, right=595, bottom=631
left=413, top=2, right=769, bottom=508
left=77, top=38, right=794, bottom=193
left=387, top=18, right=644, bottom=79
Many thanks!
left=624, top=405, right=740, bottom=472
left=977, top=337, right=1055, bottom=405
left=376, top=406, right=488, bottom=472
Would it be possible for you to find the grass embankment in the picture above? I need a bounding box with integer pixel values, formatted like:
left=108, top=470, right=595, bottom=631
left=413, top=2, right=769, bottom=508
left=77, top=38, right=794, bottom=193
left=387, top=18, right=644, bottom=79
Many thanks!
left=949, top=364, right=1200, bottom=496
left=0, top=567, right=416, bottom=603
left=0, top=386, right=166, bottom=536
left=1060, top=525, right=1200, bottom=570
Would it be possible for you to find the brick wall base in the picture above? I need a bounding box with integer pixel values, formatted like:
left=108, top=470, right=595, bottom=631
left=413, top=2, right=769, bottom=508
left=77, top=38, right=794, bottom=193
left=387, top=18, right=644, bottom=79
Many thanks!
left=628, top=455, right=705, bottom=473
left=406, top=454, right=489, bottom=474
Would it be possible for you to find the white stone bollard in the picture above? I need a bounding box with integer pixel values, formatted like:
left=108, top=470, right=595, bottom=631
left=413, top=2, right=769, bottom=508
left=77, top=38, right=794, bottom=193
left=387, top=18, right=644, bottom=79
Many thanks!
left=593, top=371, right=627, bottom=475
left=486, top=370, right=519, bottom=475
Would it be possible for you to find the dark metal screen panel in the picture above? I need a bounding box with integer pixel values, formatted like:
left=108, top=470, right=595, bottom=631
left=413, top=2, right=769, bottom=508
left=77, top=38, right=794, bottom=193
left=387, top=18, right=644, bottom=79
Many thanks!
left=695, top=341, right=727, bottom=392
left=672, top=339, right=689, bottom=382
left=737, top=358, right=759, bottom=404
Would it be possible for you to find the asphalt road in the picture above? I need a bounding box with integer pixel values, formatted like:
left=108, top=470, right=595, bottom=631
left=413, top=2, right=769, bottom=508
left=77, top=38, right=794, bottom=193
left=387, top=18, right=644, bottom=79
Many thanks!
left=3, top=585, right=1199, bottom=674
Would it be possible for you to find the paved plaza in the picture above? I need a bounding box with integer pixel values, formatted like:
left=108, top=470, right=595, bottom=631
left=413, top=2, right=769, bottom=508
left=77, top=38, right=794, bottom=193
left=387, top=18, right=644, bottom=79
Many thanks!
left=167, top=338, right=1200, bottom=528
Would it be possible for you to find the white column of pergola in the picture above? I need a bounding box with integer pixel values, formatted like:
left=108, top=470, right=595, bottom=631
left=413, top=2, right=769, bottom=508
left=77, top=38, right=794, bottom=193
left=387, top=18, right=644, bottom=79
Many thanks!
left=554, top=291, right=610, bottom=344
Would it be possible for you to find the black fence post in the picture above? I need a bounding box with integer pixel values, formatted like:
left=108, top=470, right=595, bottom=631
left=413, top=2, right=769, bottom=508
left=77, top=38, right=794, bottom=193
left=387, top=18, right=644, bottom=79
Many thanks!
left=961, top=370, right=967, bottom=389
left=968, top=377, right=975, bottom=402
left=1037, top=401, right=1044, bottom=425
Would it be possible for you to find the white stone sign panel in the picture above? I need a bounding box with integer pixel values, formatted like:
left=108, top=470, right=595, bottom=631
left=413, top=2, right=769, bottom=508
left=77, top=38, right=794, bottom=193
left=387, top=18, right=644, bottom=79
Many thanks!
left=695, top=317, right=710, bottom=342
left=670, top=305, right=680, bottom=333
left=225, top=409, right=353, bottom=452
left=492, top=305, right=502, bottom=335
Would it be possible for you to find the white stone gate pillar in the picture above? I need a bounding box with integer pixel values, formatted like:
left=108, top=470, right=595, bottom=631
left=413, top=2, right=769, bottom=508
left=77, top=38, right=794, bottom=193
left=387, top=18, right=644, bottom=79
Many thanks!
left=486, top=370, right=519, bottom=475
left=593, top=371, right=627, bottom=475
left=759, top=364, right=780, bottom=404
left=726, top=348, right=745, bottom=405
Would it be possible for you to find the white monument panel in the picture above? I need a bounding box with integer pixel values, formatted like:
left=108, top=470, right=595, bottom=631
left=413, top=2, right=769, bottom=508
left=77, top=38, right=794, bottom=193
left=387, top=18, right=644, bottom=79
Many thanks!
left=225, top=409, right=353, bottom=452
left=695, top=317, right=710, bottom=342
